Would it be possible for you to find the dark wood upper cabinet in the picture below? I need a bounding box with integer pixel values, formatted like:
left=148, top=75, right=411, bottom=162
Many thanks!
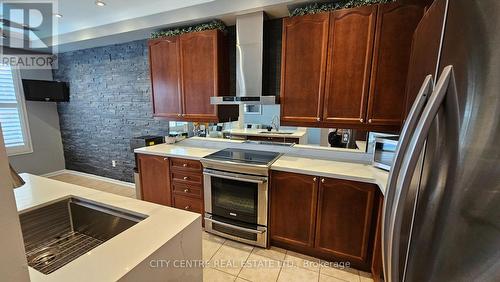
left=315, top=178, right=376, bottom=264
left=180, top=30, right=218, bottom=121
left=148, top=30, right=237, bottom=122
left=280, top=13, right=330, bottom=125
left=270, top=171, right=318, bottom=248
left=279, top=3, right=424, bottom=130
left=323, top=5, right=377, bottom=125
left=138, top=154, right=171, bottom=206
left=367, top=2, right=425, bottom=126
left=404, top=0, right=447, bottom=118
left=148, top=37, right=182, bottom=118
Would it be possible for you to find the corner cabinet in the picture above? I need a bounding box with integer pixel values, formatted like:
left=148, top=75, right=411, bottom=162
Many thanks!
left=280, top=3, right=425, bottom=131
left=148, top=30, right=238, bottom=122
left=270, top=171, right=380, bottom=271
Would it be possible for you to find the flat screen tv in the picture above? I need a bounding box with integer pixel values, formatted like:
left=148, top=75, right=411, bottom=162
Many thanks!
left=22, top=79, right=69, bottom=102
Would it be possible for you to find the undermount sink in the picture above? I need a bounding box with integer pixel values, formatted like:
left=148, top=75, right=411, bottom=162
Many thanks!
left=258, top=131, right=293, bottom=135
left=19, top=197, right=146, bottom=275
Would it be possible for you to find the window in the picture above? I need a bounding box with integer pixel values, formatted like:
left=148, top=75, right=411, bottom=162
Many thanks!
left=0, top=65, right=32, bottom=156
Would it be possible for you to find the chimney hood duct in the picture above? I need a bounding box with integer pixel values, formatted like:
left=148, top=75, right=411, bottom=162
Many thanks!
left=210, top=11, right=276, bottom=105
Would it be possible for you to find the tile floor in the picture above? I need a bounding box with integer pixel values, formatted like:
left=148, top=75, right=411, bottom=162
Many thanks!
left=47, top=173, right=375, bottom=282
left=202, top=232, right=374, bottom=282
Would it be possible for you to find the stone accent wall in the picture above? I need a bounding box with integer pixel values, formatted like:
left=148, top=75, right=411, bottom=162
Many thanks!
left=53, top=40, right=169, bottom=182
left=52, top=19, right=283, bottom=183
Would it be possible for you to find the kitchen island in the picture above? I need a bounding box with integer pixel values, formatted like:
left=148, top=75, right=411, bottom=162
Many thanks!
left=15, top=174, right=202, bottom=282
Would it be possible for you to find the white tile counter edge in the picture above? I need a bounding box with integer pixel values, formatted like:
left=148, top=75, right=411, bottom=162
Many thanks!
left=16, top=174, right=201, bottom=282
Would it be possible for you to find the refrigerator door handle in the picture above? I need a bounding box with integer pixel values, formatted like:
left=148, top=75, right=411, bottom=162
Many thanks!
left=382, top=75, right=434, bottom=280
left=387, top=65, right=455, bottom=282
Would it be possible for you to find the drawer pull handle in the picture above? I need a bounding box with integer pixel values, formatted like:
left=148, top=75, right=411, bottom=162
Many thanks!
left=163, top=158, right=168, bottom=161
left=183, top=176, right=188, bottom=180
left=184, top=188, right=189, bottom=193
left=313, top=177, right=317, bottom=182
left=321, top=178, right=325, bottom=183
left=182, top=163, right=188, bottom=167
left=184, top=205, right=190, bottom=210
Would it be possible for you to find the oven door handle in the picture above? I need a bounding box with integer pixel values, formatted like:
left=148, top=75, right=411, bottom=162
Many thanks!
left=203, top=171, right=267, bottom=184
left=205, top=217, right=266, bottom=234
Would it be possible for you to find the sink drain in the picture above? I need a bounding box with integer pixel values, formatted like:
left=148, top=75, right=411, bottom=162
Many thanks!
left=28, top=247, right=60, bottom=266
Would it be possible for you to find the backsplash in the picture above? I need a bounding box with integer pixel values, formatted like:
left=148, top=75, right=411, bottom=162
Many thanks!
left=53, top=40, right=169, bottom=182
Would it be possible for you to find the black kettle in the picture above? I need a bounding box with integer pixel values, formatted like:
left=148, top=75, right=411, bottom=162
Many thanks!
left=328, top=129, right=343, bottom=148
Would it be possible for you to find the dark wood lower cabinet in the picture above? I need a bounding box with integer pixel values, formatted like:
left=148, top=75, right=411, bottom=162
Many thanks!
left=138, top=155, right=204, bottom=219
left=270, top=170, right=381, bottom=272
left=315, top=178, right=376, bottom=264
left=137, top=154, right=171, bottom=206
left=270, top=171, right=318, bottom=248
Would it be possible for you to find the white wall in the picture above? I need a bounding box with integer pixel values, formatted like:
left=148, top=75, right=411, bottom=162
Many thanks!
left=8, top=69, right=65, bottom=175
left=0, top=127, right=30, bottom=282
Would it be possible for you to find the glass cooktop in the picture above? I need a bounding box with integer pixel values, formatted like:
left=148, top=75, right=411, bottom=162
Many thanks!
left=204, top=148, right=281, bottom=165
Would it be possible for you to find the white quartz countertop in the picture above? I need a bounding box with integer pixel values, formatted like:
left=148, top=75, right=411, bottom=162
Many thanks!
left=224, top=128, right=307, bottom=138
left=271, top=156, right=388, bottom=195
left=15, top=174, right=200, bottom=282
left=134, top=143, right=219, bottom=160
left=133, top=141, right=387, bottom=195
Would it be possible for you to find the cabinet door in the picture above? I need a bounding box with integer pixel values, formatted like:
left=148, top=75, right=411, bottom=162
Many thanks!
left=315, top=178, right=376, bottom=263
left=179, top=30, right=218, bottom=121
left=323, top=5, right=377, bottom=125
left=280, top=13, right=330, bottom=125
left=404, top=0, right=447, bottom=118
left=270, top=171, right=318, bottom=248
left=148, top=37, right=182, bottom=118
left=138, top=154, right=171, bottom=206
left=367, top=3, right=424, bottom=126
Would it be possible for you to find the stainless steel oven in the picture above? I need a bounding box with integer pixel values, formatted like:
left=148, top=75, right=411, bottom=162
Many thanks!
left=201, top=148, right=280, bottom=248
left=203, top=168, right=268, bottom=247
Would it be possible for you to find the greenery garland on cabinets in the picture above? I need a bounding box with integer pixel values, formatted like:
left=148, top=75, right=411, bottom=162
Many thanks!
left=290, top=0, right=394, bottom=17
left=151, top=20, right=227, bottom=39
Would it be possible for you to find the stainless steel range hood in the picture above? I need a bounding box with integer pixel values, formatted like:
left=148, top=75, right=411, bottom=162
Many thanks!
left=210, top=11, right=276, bottom=105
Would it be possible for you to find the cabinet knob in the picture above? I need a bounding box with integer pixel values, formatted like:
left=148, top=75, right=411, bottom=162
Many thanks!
left=163, top=158, right=168, bottom=161
left=313, top=177, right=317, bottom=182
left=182, top=114, right=186, bottom=117
left=184, top=205, right=190, bottom=210
left=359, top=118, right=364, bottom=123
left=368, top=119, right=372, bottom=123
left=321, top=178, right=325, bottom=183
left=182, top=163, right=188, bottom=167
left=316, top=118, right=320, bottom=122
left=184, top=188, right=189, bottom=193
left=177, top=114, right=181, bottom=117
left=183, top=176, right=188, bottom=180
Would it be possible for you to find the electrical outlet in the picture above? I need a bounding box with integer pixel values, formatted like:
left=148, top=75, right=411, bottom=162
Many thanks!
left=112, top=160, right=117, bottom=167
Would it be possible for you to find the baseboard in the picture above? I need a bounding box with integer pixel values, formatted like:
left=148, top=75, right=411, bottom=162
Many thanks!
left=41, top=169, right=135, bottom=189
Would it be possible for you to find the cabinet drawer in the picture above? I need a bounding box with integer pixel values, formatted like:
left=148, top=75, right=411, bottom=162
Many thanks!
left=171, top=171, right=203, bottom=185
left=172, top=182, right=202, bottom=198
left=170, top=158, right=202, bottom=171
left=173, top=195, right=203, bottom=214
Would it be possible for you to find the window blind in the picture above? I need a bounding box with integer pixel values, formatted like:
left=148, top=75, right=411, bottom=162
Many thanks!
left=0, top=65, right=29, bottom=151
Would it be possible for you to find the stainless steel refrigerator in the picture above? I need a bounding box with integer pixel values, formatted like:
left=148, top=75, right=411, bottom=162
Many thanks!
left=382, top=0, right=500, bottom=281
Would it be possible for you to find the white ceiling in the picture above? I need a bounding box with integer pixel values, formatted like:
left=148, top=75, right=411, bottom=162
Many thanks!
left=32, top=0, right=310, bottom=52
left=56, top=0, right=215, bottom=35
